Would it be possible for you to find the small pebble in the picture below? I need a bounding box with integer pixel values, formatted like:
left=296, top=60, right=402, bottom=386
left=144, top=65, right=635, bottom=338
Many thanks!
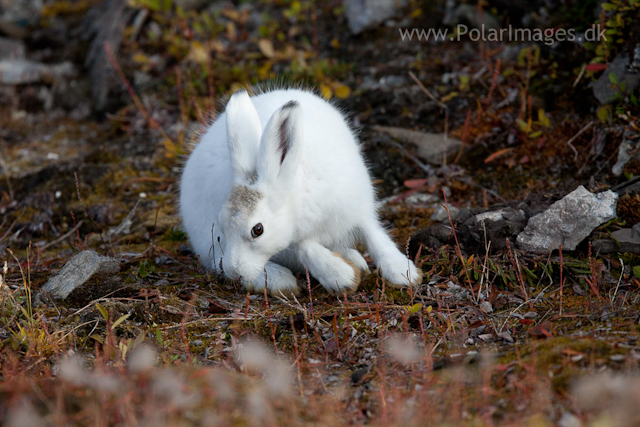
left=479, top=301, right=493, bottom=313
left=478, top=334, right=494, bottom=342
left=497, top=331, right=514, bottom=343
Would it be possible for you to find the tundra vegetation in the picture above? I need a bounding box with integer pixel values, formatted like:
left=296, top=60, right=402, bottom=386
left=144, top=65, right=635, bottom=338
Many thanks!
left=1, top=0, right=640, bottom=425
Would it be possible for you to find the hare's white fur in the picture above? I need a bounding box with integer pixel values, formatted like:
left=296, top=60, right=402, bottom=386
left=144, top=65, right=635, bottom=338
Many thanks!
left=180, top=88, right=421, bottom=295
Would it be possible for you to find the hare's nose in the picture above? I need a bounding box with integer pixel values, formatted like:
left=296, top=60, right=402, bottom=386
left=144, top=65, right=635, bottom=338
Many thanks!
left=221, top=255, right=239, bottom=280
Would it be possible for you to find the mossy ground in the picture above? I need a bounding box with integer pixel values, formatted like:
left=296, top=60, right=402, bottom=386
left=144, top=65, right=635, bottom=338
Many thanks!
left=1, top=0, right=640, bottom=425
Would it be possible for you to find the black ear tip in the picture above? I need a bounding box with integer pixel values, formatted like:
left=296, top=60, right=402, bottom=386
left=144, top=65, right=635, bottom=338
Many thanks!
left=281, top=100, right=299, bottom=110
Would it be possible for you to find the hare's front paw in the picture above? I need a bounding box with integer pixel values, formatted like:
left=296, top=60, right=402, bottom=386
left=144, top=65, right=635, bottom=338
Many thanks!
left=337, top=248, right=370, bottom=274
left=298, top=241, right=361, bottom=294
left=379, top=253, right=423, bottom=287
left=245, top=261, right=300, bottom=296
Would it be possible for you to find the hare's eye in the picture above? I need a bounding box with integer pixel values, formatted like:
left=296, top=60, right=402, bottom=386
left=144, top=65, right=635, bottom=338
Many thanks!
left=251, top=223, right=264, bottom=238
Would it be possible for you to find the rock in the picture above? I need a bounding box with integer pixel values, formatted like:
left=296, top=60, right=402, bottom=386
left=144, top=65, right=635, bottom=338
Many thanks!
left=558, top=412, right=582, bottom=427
left=479, top=301, right=493, bottom=313
left=610, top=223, right=640, bottom=253
left=592, top=238, right=618, bottom=254
left=373, top=126, right=463, bottom=165
left=0, top=37, right=25, bottom=60
left=409, top=205, right=528, bottom=257
left=431, top=204, right=459, bottom=222
left=107, top=200, right=139, bottom=239
left=593, top=53, right=640, bottom=104
left=39, top=250, right=121, bottom=303
left=345, top=0, right=407, bottom=35
left=404, top=192, right=439, bottom=206
left=612, top=129, right=640, bottom=176
left=477, top=333, right=495, bottom=342
left=443, top=3, right=500, bottom=30
left=0, top=0, right=43, bottom=29
left=517, top=186, right=618, bottom=253
left=457, top=207, right=527, bottom=252
left=408, top=223, right=452, bottom=257
left=382, top=192, right=439, bottom=207
left=497, top=331, right=514, bottom=343
left=632, top=43, right=640, bottom=72
left=0, top=59, right=75, bottom=85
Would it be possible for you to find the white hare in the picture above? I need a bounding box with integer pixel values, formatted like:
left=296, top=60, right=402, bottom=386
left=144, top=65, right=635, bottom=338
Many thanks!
left=180, top=88, right=422, bottom=295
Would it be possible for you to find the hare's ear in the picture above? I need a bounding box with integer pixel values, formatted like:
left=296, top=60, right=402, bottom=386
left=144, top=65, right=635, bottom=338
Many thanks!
left=257, top=100, right=303, bottom=192
left=225, top=90, right=262, bottom=184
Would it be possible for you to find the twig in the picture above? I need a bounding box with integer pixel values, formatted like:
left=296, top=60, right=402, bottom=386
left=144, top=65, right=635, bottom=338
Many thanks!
left=610, top=258, right=624, bottom=306
left=573, top=64, right=586, bottom=88
left=499, top=284, right=552, bottom=332
left=305, top=266, right=314, bottom=322
left=176, top=67, right=188, bottom=125
left=380, top=137, right=432, bottom=175
left=612, top=176, right=640, bottom=192
left=104, top=41, right=173, bottom=144
left=37, top=221, right=84, bottom=251
left=0, top=214, right=21, bottom=245
left=442, top=190, right=476, bottom=301
left=408, top=71, right=447, bottom=110
left=566, top=121, right=594, bottom=161
left=0, top=147, right=14, bottom=201
left=455, top=176, right=505, bottom=202
left=559, top=244, right=564, bottom=316
left=505, top=238, right=529, bottom=307
left=484, top=59, right=501, bottom=105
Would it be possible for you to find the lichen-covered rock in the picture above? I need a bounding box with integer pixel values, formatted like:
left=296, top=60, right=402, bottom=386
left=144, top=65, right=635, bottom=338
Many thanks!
left=39, top=250, right=121, bottom=303
left=516, top=186, right=618, bottom=253
left=593, top=53, right=640, bottom=104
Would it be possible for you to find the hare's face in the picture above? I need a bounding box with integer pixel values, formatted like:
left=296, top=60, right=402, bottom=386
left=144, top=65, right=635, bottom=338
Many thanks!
left=219, top=185, right=295, bottom=283
left=218, top=91, right=303, bottom=282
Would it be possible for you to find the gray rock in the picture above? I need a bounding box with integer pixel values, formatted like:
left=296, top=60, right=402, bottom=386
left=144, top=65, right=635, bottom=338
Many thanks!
left=632, top=43, right=640, bottom=72
left=0, top=59, right=75, bottom=85
left=40, top=250, right=120, bottom=302
left=593, top=53, right=640, bottom=104
left=558, top=412, right=582, bottom=427
left=1, top=0, right=43, bottom=28
left=373, top=126, right=463, bottom=165
left=458, top=207, right=527, bottom=252
left=479, top=300, right=493, bottom=313
left=345, top=0, right=407, bottom=34
left=0, top=37, right=25, bottom=60
left=443, top=3, right=500, bottom=30
left=497, top=331, right=514, bottom=343
left=612, top=129, right=640, bottom=176
left=611, top=223, right=640, bottom=253
left=431, top=204, right=459, bottom=223
left=404, top=192, right=439, bottom=206
left=517, top=186, right=618, bottom=253
left=592, top=238, right=618, bottom=254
